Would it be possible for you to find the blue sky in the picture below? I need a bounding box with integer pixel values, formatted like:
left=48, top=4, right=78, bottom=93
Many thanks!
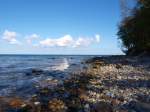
left=0, top=0, right=134, bottom=55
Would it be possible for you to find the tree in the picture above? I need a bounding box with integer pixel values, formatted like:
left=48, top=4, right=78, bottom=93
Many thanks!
left=118, top=0, right=150, bottom=55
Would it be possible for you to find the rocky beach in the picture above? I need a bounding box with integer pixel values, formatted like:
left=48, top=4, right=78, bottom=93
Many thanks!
left=0, top=55, right=150, bottom=112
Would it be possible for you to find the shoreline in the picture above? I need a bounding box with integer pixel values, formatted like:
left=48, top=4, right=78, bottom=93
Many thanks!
left=0, top=56, right=150, bottom=112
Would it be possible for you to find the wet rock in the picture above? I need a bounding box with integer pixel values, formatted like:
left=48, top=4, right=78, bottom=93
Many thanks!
left=128, top=101, right=150, bottom=112
left=136, top=94, right=150, bottom=103
left=79, top=93, right=88, bottom=101
left=92, top=101, right=113, bottom=112
left=106, top=92, right=115, bottom=98
left=66, top=97, right=82, bottom=112
left=70, top=63, right=77, bottom=66
left=9, top=98, right=25, bottom=109
left=39, top=87, right=50, bottom=96
left=111, top=99, right=121, bottom=106
left=38, top=78, right=59, bottom=88
left=26, top=68, right=44, bottom=75
left=48, top=98, right=67, bottom=112
left=116, top=64, right=123, bottom=69
left=120, top=59, right=130, bottom=65
left=85, top=57, right=107, bottom=65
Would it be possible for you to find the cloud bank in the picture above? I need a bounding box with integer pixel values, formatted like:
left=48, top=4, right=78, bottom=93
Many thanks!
left=39, top=35, right=100, bottom=48
left=1, top=30, right=100, bottom=48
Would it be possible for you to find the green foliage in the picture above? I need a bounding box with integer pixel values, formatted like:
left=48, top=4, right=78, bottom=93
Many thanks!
left=118, top=0, right=150, bottom=55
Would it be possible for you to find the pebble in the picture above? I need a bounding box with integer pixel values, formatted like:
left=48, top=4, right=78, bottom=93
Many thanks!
left=34, top=101, right=40, bottom=105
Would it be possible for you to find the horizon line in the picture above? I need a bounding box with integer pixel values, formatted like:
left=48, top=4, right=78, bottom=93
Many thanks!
left=0, top=53, right=124, bottom=56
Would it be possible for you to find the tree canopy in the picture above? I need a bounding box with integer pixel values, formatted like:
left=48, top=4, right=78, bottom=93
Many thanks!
left=118, top=0, right=150, bottom=55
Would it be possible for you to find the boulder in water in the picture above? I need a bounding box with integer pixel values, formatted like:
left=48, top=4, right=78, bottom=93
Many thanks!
left=26, top=68, right=44, bottom=75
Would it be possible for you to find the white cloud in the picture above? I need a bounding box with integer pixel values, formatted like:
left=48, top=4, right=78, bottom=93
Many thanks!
left=39, top=38, right=56, bottom=47
left=40, top=35, right=73, bottom=47
left=73, top=38, right=91, bottom=48
left=56, top=35, right=73, bottom=47
left=2, top=30, right=20, bottom=44
left=95, top=34, right=100, bottom=43
left=26, top=34, right=39, bottom=44
left=39, top=34, right=100, bottom=48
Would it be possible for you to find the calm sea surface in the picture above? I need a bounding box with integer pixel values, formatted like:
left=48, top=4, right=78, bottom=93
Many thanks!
left=0, top=55, right=95, bottom=97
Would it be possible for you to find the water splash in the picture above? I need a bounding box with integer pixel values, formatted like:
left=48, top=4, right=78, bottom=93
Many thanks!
left=51, top=58, right=69, bottom=71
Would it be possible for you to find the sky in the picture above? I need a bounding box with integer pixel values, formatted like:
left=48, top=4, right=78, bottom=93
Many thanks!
left=0, top=0, right=134, bottom=55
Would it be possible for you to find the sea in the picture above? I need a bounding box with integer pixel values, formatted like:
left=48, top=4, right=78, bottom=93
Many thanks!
left=0, top=55, right=95, bottom=98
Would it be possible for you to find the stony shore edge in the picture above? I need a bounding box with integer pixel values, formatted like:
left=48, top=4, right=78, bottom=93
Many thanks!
left=0, top=56, right=150, bottom=112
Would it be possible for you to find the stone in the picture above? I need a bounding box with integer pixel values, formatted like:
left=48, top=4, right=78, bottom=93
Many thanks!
left=9, top=98, right=25, bottom=109
left=26, top=68, right=44, bottom=75
left=92, top=101, right=113, bottom=112
left=48, top=98, right=67, bottom=112
left=116, top=64, right=122, bottom=69
left=128, top=101, right=150, bottom=112
left=34, top=101, right=40, bottom=105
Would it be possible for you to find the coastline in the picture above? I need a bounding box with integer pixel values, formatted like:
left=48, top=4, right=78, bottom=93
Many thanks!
left=0, top=55, right=150, bottom=112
